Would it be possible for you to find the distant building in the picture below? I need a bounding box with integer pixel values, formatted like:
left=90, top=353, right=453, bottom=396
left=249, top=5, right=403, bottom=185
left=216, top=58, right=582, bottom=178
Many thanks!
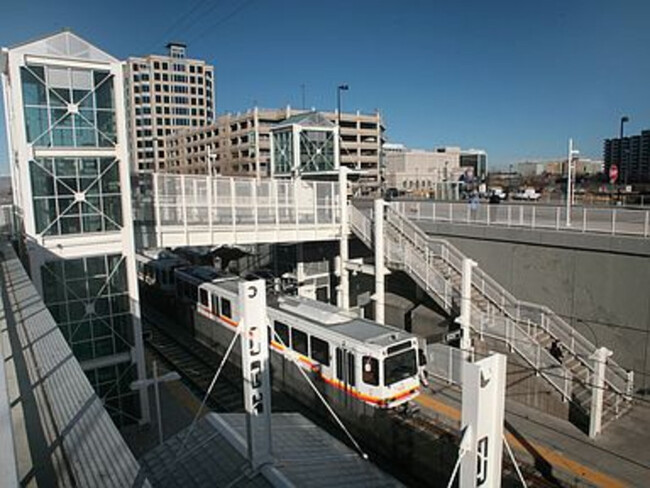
left=383, top=144, right=463, bottom=193
left=604, top=130, right=650, bottom=184
left=163, top=106, right=384, bottom=193
left=125, top=43, right=215, bottom=173
left=517, top=158, right=603, bottom=178
left=460, top=149, right=488, bottom=180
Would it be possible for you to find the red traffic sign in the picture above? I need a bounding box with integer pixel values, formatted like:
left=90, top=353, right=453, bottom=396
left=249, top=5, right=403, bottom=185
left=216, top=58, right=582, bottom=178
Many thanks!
left=609, top=164, right=619, bottom=183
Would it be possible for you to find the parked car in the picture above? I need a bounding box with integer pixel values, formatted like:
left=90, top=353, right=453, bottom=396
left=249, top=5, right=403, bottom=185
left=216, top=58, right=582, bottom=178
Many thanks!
left=489, top=193, right=502, bottom=204
left=512, top=188, right=541, bottom=201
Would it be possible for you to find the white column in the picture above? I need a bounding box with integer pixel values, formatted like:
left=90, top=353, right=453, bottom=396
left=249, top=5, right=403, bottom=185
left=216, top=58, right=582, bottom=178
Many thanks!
left=589, top=347, right=612, bottom=438
left=239, top=279, right=273, bottom=469
left=458, top=258, right=477, bottom=359
left=460, top=353, right=507, bottom=488
left=337, top=167, right=349, bottom=309
left=374, top=198, right=385, bottom=324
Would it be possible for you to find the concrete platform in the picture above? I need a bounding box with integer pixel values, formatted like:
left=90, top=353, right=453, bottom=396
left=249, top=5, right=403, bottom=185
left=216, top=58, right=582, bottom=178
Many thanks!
left=416, top=377, right=650, bottom=487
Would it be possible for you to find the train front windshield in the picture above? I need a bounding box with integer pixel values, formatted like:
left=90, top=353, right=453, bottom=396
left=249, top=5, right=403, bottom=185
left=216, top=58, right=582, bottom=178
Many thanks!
left=384, top=349, right=417, bottom=386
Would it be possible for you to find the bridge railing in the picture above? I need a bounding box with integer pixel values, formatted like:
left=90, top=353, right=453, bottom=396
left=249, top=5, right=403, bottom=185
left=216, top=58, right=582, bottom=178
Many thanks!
left=381, top=204, right=631, bottom=399
left=396, top=201, right=650, bottom=238
left=377, top=206, right=573, bottom=399
left=153, top=173, right=340, bottom=231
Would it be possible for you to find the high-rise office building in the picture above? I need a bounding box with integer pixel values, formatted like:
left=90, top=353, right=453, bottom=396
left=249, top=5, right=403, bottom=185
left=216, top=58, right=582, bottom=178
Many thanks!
left=1, top=30, right=149, bottom=427
left=604, top=130, right=650, bottom=184
left=125, top=42, right=214, bottom=173
left=162, top=106, right=384, bottom=193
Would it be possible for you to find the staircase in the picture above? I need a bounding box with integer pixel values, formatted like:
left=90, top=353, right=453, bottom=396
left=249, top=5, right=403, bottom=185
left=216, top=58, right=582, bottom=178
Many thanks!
left=349, top=203, right=633, bottom=433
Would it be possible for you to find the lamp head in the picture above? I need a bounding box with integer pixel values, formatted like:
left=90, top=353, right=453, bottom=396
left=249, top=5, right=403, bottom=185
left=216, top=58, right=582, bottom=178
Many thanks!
left=338, top=84, right=349, bottom=91
left=621, top=116, right=629, bottom=123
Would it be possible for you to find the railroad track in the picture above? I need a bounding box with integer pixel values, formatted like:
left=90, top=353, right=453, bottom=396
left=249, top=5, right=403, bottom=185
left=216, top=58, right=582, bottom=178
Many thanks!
left=141, top=304, right=556, bottom=487
left=143, top=309, right=244, bottom=413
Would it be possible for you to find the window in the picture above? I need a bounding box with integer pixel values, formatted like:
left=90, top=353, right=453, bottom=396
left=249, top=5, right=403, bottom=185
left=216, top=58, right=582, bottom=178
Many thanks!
left=199, top=288, right=208, bottom=307
left=291, top=328, right=308, bottom=356
left=221, top=298, right=232, bottom=318
left=347, top=353, right=356, bottom=386
left=211, top=294, right=219, bottom=315
left=274, top=321, right=289, bottom=346
left=384, top=349, right=417, bottom=386
left=310, top=336, right=330, bottom=366
left=21, top=64, right=116, bottom=148
left=362, top=356, right=379, bottom=386
left=336, top=348, right=344, bottom=380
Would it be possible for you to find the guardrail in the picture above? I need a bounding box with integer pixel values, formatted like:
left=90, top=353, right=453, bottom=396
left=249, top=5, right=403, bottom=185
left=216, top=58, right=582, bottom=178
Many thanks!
left=386, top=203, right=632, bottom=398
left=396, top=201, right=650, bottom=238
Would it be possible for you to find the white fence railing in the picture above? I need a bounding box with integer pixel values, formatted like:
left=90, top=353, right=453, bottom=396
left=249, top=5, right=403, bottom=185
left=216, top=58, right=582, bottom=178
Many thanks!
left=153, top=173, right=341, bottom=230
left=380, top=207, right=573, bottom=400
left=425, top=343, right=470, bottom=385
left=391, top=202, right=633, bottom=398
left=396, top=201, right=650, bottom=238
left=349, top=204, right=630, bottom=403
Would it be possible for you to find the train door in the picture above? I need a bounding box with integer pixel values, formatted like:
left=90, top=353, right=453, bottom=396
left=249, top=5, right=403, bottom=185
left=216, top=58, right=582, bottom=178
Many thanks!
left=336, top=347, right=356, bottom=391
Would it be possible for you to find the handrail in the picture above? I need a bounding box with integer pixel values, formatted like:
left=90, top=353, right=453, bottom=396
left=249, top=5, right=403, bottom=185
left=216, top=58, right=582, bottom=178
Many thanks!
left=387, top=204, right=631, bottom=397
left=358, top=203, right=632, bottom=399
left=376, top=209, right=573, bottom=400
left=397, top=200, right=650, bottom=239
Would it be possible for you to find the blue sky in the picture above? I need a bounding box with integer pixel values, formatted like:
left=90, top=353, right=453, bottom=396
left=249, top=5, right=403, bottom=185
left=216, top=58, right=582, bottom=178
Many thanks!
left=1, top=0, right=649, bottom=174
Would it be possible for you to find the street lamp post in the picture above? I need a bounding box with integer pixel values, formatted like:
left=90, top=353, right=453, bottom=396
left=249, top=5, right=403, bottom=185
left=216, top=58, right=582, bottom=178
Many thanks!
left=337, top=84, right=349, bottom=131
left=566, top=138, right=580, bottom=226
left=130, top=360, right=181, bottom=445
left=620, top=116, right=629, bottom=186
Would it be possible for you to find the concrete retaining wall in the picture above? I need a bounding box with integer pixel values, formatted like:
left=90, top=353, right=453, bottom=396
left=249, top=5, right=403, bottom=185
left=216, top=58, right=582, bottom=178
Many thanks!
left=418, top=221, right=650, bottom=393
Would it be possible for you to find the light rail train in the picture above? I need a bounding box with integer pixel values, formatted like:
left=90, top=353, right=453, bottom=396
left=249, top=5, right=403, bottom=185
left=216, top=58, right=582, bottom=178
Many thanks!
left=173, top=267, right=422, bottom=409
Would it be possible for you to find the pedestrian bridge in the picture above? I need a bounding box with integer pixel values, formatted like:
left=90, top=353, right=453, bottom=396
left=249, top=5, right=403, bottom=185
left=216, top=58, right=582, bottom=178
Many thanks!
left=142, top=174, right=343, bottom=248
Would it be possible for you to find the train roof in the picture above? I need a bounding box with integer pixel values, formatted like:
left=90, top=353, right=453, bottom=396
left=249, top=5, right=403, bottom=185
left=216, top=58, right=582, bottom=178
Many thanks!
left=273, top=295, right=415, bottom=348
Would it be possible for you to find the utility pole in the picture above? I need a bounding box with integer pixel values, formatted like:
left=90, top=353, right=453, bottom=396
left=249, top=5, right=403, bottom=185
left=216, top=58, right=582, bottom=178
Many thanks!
left=620, top=116, right=629, bottom=186
left=566, top=139, right=579, bottom=227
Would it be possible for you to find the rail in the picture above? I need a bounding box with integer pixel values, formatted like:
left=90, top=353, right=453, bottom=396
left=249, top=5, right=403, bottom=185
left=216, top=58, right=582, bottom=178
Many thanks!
left=392, top=201, right=633, bottom=397
left=396, top=201, right=650, bottom=239
left=0, top=204, right=16, bottom=237
left=350, top=203, right=630, bottom=402
left=386, top=204, right=632, bottom=398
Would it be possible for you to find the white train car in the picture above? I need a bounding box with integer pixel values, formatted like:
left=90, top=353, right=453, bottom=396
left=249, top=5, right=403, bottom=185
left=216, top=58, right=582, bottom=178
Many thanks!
left=184, top=273, right=421, bottom=410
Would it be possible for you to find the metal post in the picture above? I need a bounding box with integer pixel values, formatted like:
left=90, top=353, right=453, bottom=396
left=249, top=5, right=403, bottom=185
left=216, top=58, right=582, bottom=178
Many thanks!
left=181, top=174, right=188, bottom=239
left=566, top=138, right=573, bottom=227
left=338, top=167, right=350, bottom=309
left=531, top=206, right=536, bottom=229
left=460, top=354, right=507, bottom=488
left=644, top=211, right=649, bottom=238
left=230, top=177, right=236, bottom=231
left=589, top=347, right=612, bottom=438
left=458, top=258, right=477, bottom=359
left=207, top=175, right=213, bottom=236
left=507, top=205, right=512, bottom=227
left=582, top=207, right=586, bottom=233
left=555, top=207, right=560, bottom=230
left=153, top=172, right=162, bottom=245
left=153, top=360, right=163, bottom=445
left=374, top=198, right=385, bottom=324
left=611, top=209, right=616, bottom=235
left=239, top=279, right=273, bottom=468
